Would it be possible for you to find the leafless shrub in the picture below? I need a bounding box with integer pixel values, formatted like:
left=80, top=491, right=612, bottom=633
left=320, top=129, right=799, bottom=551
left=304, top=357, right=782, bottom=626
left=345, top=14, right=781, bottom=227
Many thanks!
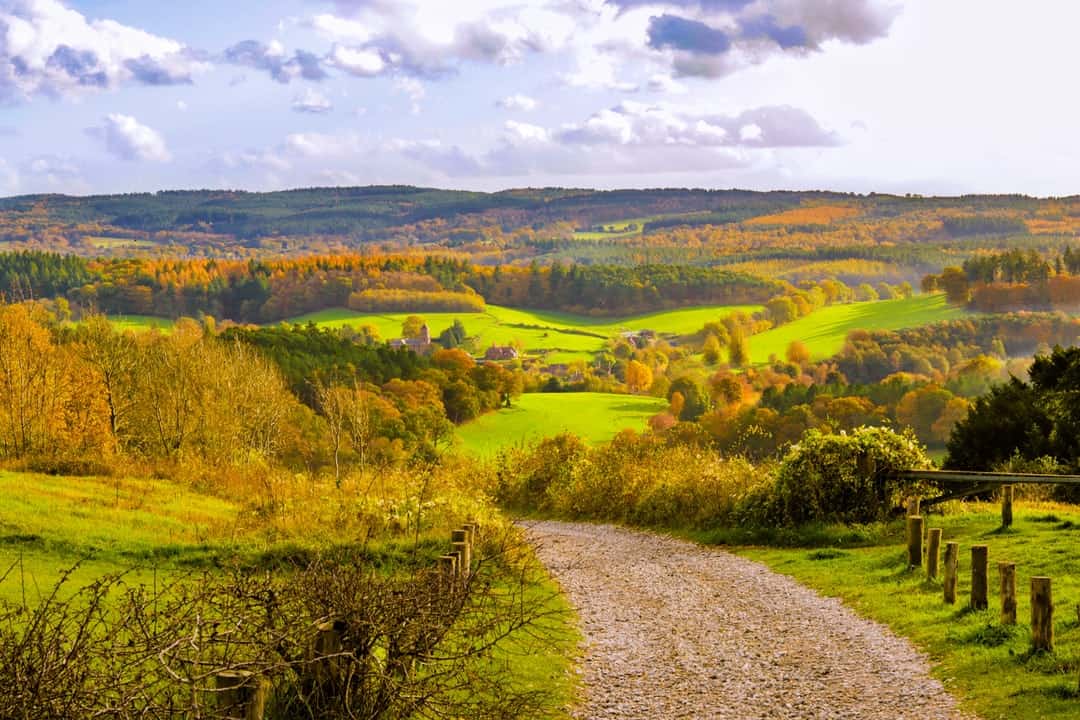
left=0, top=529, right=567, bottom=720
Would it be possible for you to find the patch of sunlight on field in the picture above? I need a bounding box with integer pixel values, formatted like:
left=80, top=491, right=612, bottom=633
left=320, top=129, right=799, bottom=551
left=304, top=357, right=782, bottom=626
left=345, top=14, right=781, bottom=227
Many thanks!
left=747, top=294, right=966, bottom=364
left=455, top=392, right=666, bottom=455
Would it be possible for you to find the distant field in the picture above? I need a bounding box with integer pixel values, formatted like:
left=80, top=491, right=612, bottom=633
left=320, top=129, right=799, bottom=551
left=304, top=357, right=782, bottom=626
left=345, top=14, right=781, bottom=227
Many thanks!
left=288, top=304, right=760, bottom=360
left=746, top=294, right=966, bottom=364
left=85, top=236, right=155, bottom=250
left=571, top=212, right=714, bottom=240
left=108, top=315, right=175, bottom=332
left=456, top=392, right=666, bottom=455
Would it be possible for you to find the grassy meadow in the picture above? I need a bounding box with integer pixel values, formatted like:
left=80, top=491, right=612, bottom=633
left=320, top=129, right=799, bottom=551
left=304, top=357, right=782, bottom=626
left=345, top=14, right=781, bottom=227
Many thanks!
left=288, top=303, right=761, bottom=361
left=746, top=294, right=966, bottom=364
left=106, top=314, right=175, bottom=332
left=735, top=502, right=1080, bottom=719
left=456, top=392, right=666, bottom=455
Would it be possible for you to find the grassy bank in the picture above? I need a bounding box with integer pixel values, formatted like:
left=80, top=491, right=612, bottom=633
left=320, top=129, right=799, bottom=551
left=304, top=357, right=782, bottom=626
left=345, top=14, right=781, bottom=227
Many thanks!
left=735, top=502, right=1080, bottom=719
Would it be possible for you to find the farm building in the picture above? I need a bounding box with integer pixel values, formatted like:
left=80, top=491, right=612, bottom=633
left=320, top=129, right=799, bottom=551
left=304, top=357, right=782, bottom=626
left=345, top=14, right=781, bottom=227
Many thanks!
left=484, top=345, right=519, bottom=361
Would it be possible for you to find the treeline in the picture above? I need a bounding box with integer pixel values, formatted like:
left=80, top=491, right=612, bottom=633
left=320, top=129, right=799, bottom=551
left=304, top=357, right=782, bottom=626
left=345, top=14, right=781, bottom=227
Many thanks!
left=465, top=262, right=782, bottom=314
left=0, top=251, right=91, bottom=298
left=0, top=251, right=784, bottom=321
left=925, top=246, right=1080, bottom=312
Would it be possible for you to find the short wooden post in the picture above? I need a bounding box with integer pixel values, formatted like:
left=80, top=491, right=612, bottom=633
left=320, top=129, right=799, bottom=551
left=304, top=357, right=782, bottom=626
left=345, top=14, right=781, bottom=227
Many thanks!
left=926, top=528, right=942, bottom=580
left=1031, top=577, right=1054, bottom=652
left=1001, top=485, right=1014, bottom=528
left=943, top=542, right=959, bottom=604
left=906, top=516, right=924, bottom=569
left=438, top=554, right=458, bottom=579
left=451, top=541, right=470, bottom=577
left=453, top=526, right=475, bottom=578
left=308, top=619, right=345, bottom=693
left=215, top=670, right=269, bottom=720
left=462, top=522, right=476, bottom=546
left=970, top=545, right=989, bottom=610
left=999, top=562, right=1017, bottom=625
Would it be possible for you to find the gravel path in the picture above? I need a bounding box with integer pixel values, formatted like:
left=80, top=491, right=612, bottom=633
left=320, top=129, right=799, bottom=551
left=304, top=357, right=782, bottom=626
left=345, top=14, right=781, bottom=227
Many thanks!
left=525, top=521, right=972, bottom=720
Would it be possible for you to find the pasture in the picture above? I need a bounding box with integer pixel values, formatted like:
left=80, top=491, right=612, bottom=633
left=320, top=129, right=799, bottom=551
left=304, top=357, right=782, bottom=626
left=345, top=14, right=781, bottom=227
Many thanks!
left=288, top=304, right=761, bottom=360
left=737, top=502, right=1080, bottom=719
left=107, top=314, right=176, bottom=332
left=747, top=294, right=966, bottom=364
left=455, top=392, right=666, bottom=455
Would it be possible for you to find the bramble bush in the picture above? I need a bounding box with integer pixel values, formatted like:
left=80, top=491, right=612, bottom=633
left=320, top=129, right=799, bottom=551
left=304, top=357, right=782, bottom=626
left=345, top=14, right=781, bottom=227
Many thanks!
left=773, top=426, right=933, bottom=525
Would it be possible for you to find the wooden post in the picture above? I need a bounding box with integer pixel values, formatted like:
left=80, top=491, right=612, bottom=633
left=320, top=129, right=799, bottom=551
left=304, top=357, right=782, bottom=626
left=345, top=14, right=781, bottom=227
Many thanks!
left=215, top=670, right=269, bottom=720
left=926, top=528, right=942, bottom=580
left=1001, top=485, right=1014, bottom=528
left=453, top=526, right=475, bottom=569
left=309, top=619, right=345, bottom=692
left=438, top=554, right=457, bottom=578
left=906, top=516, right=924, bottom=569
left=1031, top=577, right=1054, bottom=652
left=907, top=496, right=921, bottom=517
left=462, top=522, right=476, bottom=546
left=943, top=542, right=959, bottom=604
left=451, top=541, right=470, bottom=577
left=970, top=545, right=989, bottom=610
left=999, top=562, right=1017, bottom=625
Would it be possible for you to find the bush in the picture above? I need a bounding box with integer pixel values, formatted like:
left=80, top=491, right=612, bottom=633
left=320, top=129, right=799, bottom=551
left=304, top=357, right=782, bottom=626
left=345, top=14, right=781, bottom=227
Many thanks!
left=773, top=426, right=932, bottom=525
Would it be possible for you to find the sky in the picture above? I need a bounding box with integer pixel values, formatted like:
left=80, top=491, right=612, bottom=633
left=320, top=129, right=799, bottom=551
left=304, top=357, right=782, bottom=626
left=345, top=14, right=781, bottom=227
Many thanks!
left=0, top=0, right=1077, bottom=197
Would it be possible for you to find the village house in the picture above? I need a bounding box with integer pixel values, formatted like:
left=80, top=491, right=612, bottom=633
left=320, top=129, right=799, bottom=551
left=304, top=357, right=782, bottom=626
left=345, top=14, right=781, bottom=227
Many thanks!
left=390, top=324, right=433, bottom=353
left=484, top=345, right=519, bottom=361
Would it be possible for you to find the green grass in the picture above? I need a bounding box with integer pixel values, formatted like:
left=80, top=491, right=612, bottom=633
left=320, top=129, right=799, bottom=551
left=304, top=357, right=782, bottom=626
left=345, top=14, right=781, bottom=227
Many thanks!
left=107, top=315, right=175, bottom=332
left=747, top=294, right=966, bottom=364
left=0, top=471, right=244, bottom=604
left=456, top=392, right=666, bottom=455
left=735, top=503, right=1080, bottom=719
left=288, top=304, right=760, bottom=361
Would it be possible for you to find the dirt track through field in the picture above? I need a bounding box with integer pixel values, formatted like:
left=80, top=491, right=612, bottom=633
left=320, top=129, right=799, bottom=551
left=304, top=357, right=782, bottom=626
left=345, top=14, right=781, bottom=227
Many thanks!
left=526, top=521, right=973, bottom=720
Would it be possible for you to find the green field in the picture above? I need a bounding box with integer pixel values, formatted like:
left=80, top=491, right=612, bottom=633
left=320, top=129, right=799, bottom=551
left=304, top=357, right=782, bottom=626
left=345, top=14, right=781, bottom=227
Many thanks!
left=107, top=314, right=175, bottom=332
left=736, top=503, right=1080, bottom=719
left=456, top=392, right=666, bottom=455
left=747, top=294, right=966, bottom=364
left=289, top=304, right=761, bottom=361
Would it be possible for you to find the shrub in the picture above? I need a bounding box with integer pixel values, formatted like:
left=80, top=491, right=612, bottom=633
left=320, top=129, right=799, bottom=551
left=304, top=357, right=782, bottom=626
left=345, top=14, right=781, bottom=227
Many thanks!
left=773, top=426, right=932, bottom=525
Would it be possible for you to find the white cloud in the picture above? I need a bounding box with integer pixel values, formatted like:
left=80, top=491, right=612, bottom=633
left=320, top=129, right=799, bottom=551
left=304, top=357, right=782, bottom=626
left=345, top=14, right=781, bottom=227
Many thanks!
left=292, top=87, right=334, bottom=113
left=497, top=93, right=537, bottom=111
left=327, top=44, right=386, bottom=76
left=0, top=0, right=205, bottom=101
left=553, top=102, right=836, bottom=148
left=504, top=120, right=549, bottom=143
left=87, top=114, right=171, bottom=162
left=739, top=123, right=762, bottom=142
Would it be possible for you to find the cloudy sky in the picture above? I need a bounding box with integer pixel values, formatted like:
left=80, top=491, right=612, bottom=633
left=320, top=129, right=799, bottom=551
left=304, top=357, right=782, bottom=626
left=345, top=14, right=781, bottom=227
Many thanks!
left=0, top=0, right=1076, bottom=197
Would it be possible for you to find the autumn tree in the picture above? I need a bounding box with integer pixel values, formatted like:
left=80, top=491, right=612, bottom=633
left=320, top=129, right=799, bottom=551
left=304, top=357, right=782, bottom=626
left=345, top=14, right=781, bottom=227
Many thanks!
left=402, top=315, right=427, bottom=339
left=702, top=335, right=722, bottom=364
left=786, top=340, right=811, bottom=366
left=625, top=360, right=653, bottom=393
left=728, top=326, right=750, bottom=367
